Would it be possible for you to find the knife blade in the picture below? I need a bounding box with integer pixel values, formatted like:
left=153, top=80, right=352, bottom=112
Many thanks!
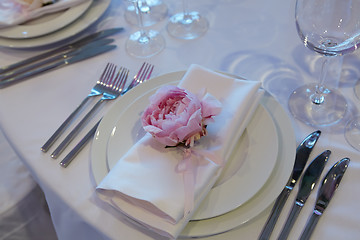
left=277, top=150, right=330, bottom=240
left=0, top=38, right=114, bottom=82
left=299, top=157, right=350, bottom=240
left=0, top=28, right=123, bottom=75
left=0, top=44, right=116, bottom=88
left=258, top=130, right=321, bottom=240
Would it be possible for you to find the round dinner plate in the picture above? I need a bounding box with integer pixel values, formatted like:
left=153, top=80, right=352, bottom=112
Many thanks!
left=0, top=0, right=93, bottom=39
left=105, top=76, right=279, bottom=220
left=91, top=71, right=296, bottom=237
left=0, top=0, right=110, bottom=48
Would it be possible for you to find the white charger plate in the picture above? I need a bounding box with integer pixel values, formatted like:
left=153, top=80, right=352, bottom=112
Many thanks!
left=90, top=71, right=295, bottom=237
left=105, top=76, right=279, bottom=220
left=0, top=0, right=110, bottom=48
left=0, top=0, right=93, bottom=39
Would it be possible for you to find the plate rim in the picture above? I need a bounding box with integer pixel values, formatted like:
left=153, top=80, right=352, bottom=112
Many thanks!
left=0, top=0, right=110, bottom=48
left=0, top=0, right=93, bottom=39
left=104, top=77, right=279, bottom=220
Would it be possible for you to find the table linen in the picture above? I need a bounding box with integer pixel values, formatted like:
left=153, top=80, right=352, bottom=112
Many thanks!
left=0, top=0, right=360, bottom=240
left=0, top=129, right=57, bottom=239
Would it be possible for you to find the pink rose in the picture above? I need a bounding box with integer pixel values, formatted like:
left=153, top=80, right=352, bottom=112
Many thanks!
left=141, top=85, right=222, bottom=147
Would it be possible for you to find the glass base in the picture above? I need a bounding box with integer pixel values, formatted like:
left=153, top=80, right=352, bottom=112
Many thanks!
left=126, top=30, right=165, bottom=58
left=125, top=0, right=168, bottom=27
left=167, top=12, right=209, bottom=40
left=288, top=83, right=347, bottom=126
left=355, top=80, right=360, bottom=100
left=345, top=117, right=360, bottom=151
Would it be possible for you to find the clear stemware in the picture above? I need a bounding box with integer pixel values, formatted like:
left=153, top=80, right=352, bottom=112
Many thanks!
left=166, top=0, right=208, bottom=40
left=124, top=0, right=168, bottom=27
left=346, top=77, right=360, bottom=151
left=126, top=0, right=165, bottom=58
left=289, top=0, right=360, bottom=126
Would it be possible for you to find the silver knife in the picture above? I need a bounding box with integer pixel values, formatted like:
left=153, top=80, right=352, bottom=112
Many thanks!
left=0, top=44, right=116, bottom=88
left=258, top=130, right=321, bottom=240
left=299, top=157, right=350, bottom=240
left=0, top=28, right=123, bottom=75
left=277, top=150, right=330, bottom=240
left=0, top=38, right=114, bottom=82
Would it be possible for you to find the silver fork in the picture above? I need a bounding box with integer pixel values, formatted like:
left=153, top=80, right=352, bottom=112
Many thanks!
left=41, top=63, right=118, bottom=153
left=51, top=66, right=130, bottom=159
left=59, top=62, right=154, bottom=168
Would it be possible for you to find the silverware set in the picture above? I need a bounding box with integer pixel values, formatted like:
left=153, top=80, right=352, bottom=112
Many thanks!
left=0, top=28, right=123, bottom=88
left=259, top=131, right=350, bottom=240
left=41, top=62, right=154, bottom=168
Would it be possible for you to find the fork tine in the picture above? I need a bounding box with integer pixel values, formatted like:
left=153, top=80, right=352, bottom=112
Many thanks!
left=133, top=62, right=146, bottom=82
left=129, top=62, right=153, bottom=87
left=139, top=62, right=154, bottom=83
left=138, top=63, right=148, bottom=82
left=139, top=63, right=154, bottom=82
left=109, top=66, right=121, bottom=88
left=112, top=67, right=129, bottom=91
left=146, top=65, right=154, bottom=80
left=102, top=63, right=116, bottom=87
left=98, top=63, right=111, bottom=84
left=119, top=68, right=129, bottom=91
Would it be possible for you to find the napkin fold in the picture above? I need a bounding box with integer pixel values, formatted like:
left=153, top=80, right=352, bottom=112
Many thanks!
left=0, top=0, right=90, bottom=28
left=96, top=65, right=263, bottom=239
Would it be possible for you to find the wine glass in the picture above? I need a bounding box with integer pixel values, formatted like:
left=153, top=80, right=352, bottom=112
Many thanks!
left=124, top=0, right=168, bottom=27
left=345, top=73, right=360, bottom=151
left=289, top=0, right=360, bottom=126
left=126, top=0, right=165, bottom=58
left=166, top=0, right=209, bottom=40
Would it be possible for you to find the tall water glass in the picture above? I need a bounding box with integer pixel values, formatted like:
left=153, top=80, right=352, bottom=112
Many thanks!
left=289, top=0, right=360, bottom=126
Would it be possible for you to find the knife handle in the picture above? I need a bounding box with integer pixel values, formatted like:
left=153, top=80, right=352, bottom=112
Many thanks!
left=258, top=187, right=292, bottom=240
left=299, top=212, right=320, bottom=240
left=277, top=202, right=302, bottom=240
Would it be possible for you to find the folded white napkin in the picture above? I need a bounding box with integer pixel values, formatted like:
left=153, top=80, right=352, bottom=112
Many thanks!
left=96, top=64, right=262, bottom=239
left=0, top=0, right=90, bottom=28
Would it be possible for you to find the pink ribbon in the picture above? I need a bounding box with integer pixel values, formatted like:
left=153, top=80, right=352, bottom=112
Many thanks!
left=176, top=147, right=224, bottom=218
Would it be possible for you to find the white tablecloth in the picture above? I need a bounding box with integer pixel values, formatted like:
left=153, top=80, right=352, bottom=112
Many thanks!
left=0, top=0, right=359, bottom=239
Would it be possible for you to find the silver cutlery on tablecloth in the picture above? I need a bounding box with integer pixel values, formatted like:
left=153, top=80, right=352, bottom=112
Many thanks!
left=59, top=62, right=154, bottom=167
left=41, top=62, right=119, bottom=152
left=50, top=65, right=130, bottom=159
left=0, top=43, right=116, bottom=88
left=258, top=130, right=321, bottom=240
left=277, top=150, right=330, bottom=240
left=299, top=157, right=350, bottom=240
left=0, top=28, right=123, bottom=75
left=0, top=38, right=114, bottom=82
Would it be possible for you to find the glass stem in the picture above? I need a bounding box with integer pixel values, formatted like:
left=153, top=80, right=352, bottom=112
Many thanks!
left=182, top=0, right=190, bottom=18
left=134, top=0, right=148, bottom=42
left=311, top=56, right=330, bottom=105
